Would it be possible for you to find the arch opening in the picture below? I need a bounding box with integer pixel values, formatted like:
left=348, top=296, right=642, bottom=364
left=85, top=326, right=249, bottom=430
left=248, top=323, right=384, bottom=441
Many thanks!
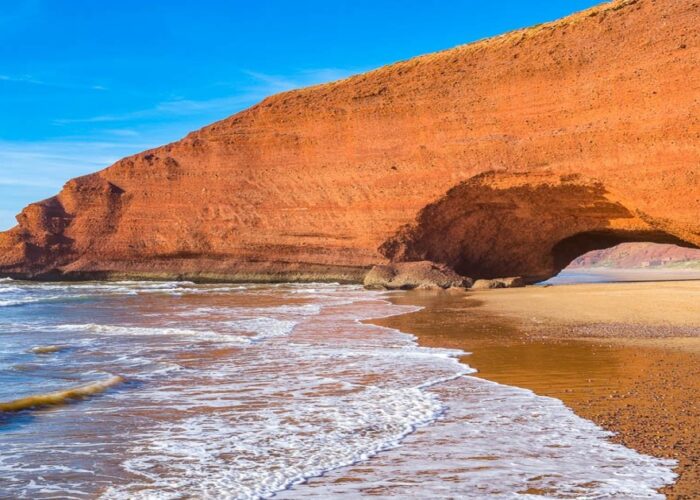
left=550, top=230, right=699, bottom=274
left=545, top=238, right=700, bottom=285
left=380, top=172, right=700, bottom=284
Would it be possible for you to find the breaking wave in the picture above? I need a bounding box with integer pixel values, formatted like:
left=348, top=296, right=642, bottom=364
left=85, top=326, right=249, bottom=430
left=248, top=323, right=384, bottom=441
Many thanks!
left=0, top=376, right=124, bottom=413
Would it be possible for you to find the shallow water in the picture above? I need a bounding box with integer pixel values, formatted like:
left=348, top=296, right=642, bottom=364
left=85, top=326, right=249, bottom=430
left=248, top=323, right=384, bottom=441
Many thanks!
left=0, top=279, right=676, bottom=498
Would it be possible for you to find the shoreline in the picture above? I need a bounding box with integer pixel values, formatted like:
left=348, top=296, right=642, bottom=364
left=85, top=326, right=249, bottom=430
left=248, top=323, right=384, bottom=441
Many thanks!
left=373, top=282, right=700, bottom=499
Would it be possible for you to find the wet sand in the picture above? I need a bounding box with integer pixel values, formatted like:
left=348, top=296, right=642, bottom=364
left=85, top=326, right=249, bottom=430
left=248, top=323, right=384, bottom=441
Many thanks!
left=375, top=281, right=700, bottom=499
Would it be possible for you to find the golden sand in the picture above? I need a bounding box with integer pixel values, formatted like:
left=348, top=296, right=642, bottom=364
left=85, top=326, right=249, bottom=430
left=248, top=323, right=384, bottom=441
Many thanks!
left=375, top=280, right=700, bottom=499
left=473, top=280, right=700, bottom=328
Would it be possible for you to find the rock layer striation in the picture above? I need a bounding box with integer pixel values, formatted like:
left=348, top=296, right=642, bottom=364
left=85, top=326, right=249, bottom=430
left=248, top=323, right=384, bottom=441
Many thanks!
left=1, top=0, right=698, bottom=282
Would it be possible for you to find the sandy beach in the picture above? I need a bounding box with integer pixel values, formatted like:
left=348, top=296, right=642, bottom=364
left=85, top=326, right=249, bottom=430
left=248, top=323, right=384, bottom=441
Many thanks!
left=376, top=279, right=700, bottom=499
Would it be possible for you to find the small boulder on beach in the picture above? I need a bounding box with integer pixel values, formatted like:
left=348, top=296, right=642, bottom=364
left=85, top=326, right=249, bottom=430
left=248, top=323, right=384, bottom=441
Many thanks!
left=364, top=261, right=472, bottom=290
left=471, top=277, right=526, bottom=290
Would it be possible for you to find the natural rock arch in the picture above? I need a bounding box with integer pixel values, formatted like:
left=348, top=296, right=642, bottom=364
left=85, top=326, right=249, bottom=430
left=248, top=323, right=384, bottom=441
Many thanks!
left=379, top=172, right=698, bottom=283
left=0, top=0, right=698, bottom=282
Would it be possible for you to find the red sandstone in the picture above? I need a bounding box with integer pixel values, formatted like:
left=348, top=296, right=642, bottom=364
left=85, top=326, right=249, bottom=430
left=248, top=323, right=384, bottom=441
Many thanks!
left=0, top=0, right=698, bottom=282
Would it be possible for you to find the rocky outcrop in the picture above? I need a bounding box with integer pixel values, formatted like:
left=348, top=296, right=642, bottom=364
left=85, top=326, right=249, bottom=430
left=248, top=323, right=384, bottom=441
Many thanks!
left=0, top=0, right=698, bottom=282
left=363, top=261, right=472, bottom=290
left=472, top=277, right=526, bottom=290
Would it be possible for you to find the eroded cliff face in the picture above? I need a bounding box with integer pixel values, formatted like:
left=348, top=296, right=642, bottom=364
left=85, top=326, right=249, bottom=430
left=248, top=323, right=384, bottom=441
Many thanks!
left=1, top=0, right=698, bottom=282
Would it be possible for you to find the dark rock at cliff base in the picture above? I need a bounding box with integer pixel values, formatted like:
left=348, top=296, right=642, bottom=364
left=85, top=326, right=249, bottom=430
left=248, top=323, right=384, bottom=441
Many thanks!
left=364, top=261, right=472, bottom=290
left=472, top=277, right=526, bottom=289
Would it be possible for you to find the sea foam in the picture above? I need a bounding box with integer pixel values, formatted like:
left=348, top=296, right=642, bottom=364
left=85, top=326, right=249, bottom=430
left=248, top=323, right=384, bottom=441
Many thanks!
left=0, top=282, right=678, bottom=499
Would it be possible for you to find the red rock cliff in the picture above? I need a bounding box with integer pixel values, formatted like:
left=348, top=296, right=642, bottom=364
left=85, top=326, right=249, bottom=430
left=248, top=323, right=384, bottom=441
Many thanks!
left=1, top=0, right=698, bottom=282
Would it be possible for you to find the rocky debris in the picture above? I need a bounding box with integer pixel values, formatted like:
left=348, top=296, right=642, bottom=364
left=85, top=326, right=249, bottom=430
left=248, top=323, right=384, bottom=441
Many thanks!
left=471, top=277, right=526, bottom=290
left=364, top=261, right=472, bottom=290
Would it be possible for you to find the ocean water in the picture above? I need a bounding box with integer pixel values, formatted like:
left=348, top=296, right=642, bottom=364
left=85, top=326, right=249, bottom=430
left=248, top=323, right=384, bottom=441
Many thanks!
left=0, top=279, right=676, bottom=498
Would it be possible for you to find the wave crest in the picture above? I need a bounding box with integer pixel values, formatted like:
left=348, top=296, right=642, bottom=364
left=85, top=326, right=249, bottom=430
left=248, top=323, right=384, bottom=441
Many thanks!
left=0, top=376, right=124, bottom=413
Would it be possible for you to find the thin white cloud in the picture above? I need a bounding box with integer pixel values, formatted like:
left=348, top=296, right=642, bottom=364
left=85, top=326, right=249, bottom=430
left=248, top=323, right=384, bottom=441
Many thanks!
left=0, top=74, right=108, bottom=91
left=0, top=177, right=58, bottom=188
left=240, top=70, right=300, bottom=92
left=0, top=137, right=160, bottom=230
left=0, top=74, right=45, bottom=85
left=53, top=92, right=265, bottom=125
left=104, top=128, right=140, bottom=137
left=0, top=66, right=361, bottom=231
left=0, top=138, right=154, bottom=186
left=54, top=67, right=359, bottom=125
left=298, top=67, right=359, bottom=84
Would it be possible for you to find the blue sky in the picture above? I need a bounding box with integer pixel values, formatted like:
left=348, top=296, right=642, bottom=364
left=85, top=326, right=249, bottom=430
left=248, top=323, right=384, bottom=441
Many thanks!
left=0, top=0, right=601, bottom=230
